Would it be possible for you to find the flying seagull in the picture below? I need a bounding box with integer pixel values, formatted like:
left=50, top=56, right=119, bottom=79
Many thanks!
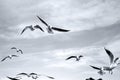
left=103, top=48, right=120, bottom=74
left=37, top=16, right=70, bottom=34
left=66, top=55, right=83, bottom=61
left=7, top=76, right=21, bottom=80
left=21, top=25, right=44, bottom=35
left=90, top=65, right=105, bottom=75
left=11, top=47, right=23, bottom=54
left=1, top=55, right=18, bottom=62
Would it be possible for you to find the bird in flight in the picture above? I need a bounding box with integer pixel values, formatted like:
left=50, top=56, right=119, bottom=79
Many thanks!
left=11, top=47, right=23, bottom=54
left=7, top=76, right=21, bottom=80
left=90, top=65, right=106, bottom=75
left=37, top=16, right=70, bottom=34
left=21, top=25, right=44, bottom=35
left=17, top=73, right=30, bottom=77
left=103, top=48, right=120, bottom=74
left=1, top=55, right=18, bottom=62
left=66, top=55, right=83, bottom=61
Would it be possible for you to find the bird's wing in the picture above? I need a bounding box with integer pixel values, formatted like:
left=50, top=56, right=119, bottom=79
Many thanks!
left=17, top=73, right=29, bottom=77
left=66, top=56, right=77, bottom=60
left=11, top=55, right=19, bottom=57
left=37, top=16, right=49, bottom=27
left=21, top=26, right=32, bottom=35
left=104, top=48, right=114, bottom=64
left=18, top=49, right=23, bottom=54
left=114, top=57, right=119, bottom=63
left=79, top=55, right=83, bottom=58
left=46, top=76, right=55, bottom=79
left=90, top=65, right=101, bottom=70
left=34, top=25, right=44, bottom=32
left=11, top=47, right=16, bottom=49
left=1, top=56, right=10, bottom=62
left=29, top=73, right=37, bottom=75
left=7, top=76, right=19, bottom=80
left=52, top=27, right=70, bottom=32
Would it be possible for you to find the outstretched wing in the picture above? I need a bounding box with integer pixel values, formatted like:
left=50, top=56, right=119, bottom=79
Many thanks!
left=104, top=48, right=114, bottom=64
left=79, top=55, right=83, bottom=58
left=37, top=16, right=49, bottom=27
left=17, top=73, right=29, bottom=77
left=1, top=56, right=10, bottom=62
left=29, top=73, right=37, bottom=76
left=90, top=65, right=101, bottom=70
left=52, top=27, right=70, bottom=32
left=11, top=47, right=17, bottom=50
left=21, top=25, right=33, bottom=35
left=7, top=76, right=20, bottom=80
left=46, top=76, right=55, bottom=79
left=66, top=56, right=77, bottom=60
left=34, top=25, right=44, bottom=32
left=18, top=49, right=23, bottom=54
left=11, top=55, right=19, bottom=57
left=114, top=57, right=119, bottom=63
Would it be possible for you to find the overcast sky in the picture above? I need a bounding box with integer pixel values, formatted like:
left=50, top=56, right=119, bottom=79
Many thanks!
left=0, top=0, right=120, bottom=80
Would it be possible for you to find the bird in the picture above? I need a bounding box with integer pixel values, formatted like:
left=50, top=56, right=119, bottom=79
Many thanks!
left=66, top=55, right=83, bottom=61
left=29, top=73, right=39, bottom=79
left=1, top=55, right=18, bottom=62
left=104, top=47, right=120, bottom=74
left=11, top=47, right=23, bottom=54
left=90, top=65, right=106, bottom=75
left=21, top=25, right=44, bottom=35
left=7, top=76, right=21, bottom=80
left=37, top=16, right=70, bottom=34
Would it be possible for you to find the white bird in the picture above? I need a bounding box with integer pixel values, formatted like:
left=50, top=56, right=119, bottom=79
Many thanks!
left=37, top=16, right=70, bottom=34
left=1, top=55, right=18, bottom=62
left=103, top=48, right=120, bottom=74
left=90, top=65, right=106, bottom=75
left=21, top=25, right=44, bottom=35
left=66, top=55, right=83, bottom=61
left=11, top=47, right=23, bottom=54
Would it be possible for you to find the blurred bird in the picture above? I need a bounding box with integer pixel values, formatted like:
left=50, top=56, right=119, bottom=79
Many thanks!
left=21, top=25, right=44, bottom=35
left=11, top=47, right=23, bottom=54
left=104, top=48, right=120, bottom=74
left=66, top=55, right=83, bottom=61
left=37, top=16, right=70, bottom=34
left=1, top=55, right=18, bottom=62
left=90, top=65, right=106, bottom=75
left=17, top=73, right=30, bottom=77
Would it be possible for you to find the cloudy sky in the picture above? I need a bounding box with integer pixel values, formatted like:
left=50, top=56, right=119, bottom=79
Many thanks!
left=0, top=0, right=120, bottom=80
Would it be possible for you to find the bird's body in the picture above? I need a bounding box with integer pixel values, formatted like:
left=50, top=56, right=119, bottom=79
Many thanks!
left=11, top=47, right=23, bottom=54
left=66, top=55, right=83, bottom=61
left=37, top=16, right=70, bottom=34
left=104, top=48, right=120, bottom=74
left=1, top=55, right=18, bottom=62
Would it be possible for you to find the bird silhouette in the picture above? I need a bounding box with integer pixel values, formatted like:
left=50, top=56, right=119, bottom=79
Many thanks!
left=90, top=65, right=105, bottom=75
left=1, top=55, right=18, bottom=62
left=21, top=25, right=44, bottom=35
left=11, top=47, right=23, bottom=54
left=37, top=16, right=70, bottom=34
left=66, top=55, right=83, bottom=61
left=104, top=47, right=120, bottom=74
left=7, top=76, right=21, bottom=80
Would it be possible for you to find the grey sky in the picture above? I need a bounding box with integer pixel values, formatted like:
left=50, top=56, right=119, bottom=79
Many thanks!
left=0, top=0, right=120, bottom=80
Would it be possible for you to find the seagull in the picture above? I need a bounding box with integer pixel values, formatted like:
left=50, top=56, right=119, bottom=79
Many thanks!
left=7, top=76, right=21, bottom=80
left=21, top=25, right=44, bottom=35
left=66, top=55, right=83, bottom=61
left=37, top=16, right=70, bottom=34
left=1, top=55, right=18, bottom=62
left=11, top=47, right=23, bottom=54
left=90, top=65, right=106, bottom=75
left=103, top=48, right=120, bottom=74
